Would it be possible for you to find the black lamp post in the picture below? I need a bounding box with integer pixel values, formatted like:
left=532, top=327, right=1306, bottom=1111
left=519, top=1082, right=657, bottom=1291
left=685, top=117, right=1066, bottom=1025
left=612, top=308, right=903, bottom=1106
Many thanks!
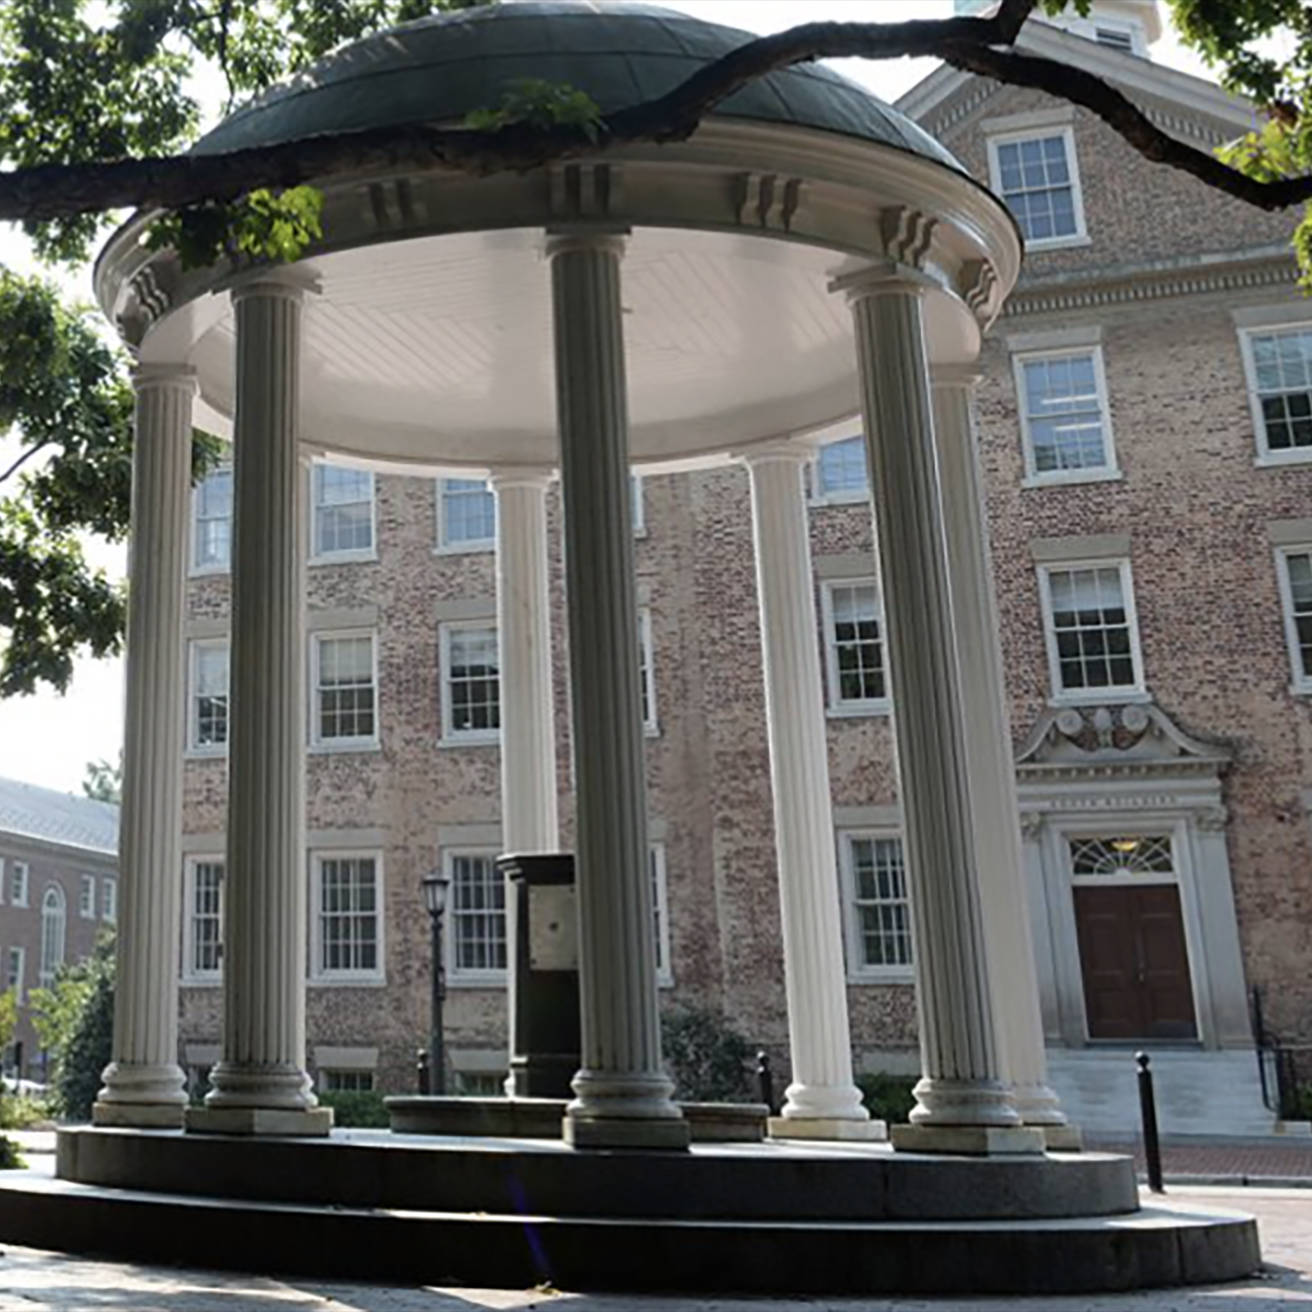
left=421, top=868, right=453, bottom=1096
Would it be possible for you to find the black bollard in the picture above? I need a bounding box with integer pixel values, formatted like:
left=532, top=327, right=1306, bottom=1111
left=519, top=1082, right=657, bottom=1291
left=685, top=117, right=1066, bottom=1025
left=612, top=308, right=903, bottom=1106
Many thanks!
left=1135, top=1051, right=1164, bottom=1194
left=756, top=1050, right=775, bottom=1114
left=416, top=1047, right=431, bottom=1096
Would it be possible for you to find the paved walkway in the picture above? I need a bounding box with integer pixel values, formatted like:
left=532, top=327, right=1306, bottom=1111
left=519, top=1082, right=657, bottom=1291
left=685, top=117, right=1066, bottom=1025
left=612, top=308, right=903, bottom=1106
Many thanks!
left=0, top=1187, right=1307, bottom=1310
left=1087, top=1136, right=1312, bottom=1185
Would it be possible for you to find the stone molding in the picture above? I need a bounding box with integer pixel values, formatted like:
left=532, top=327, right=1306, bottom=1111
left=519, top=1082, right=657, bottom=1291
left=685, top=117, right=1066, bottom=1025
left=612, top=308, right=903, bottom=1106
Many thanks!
left=1029, top=532, right=1131, bottom=563
left=1267, top=517, right=1312, bottom=547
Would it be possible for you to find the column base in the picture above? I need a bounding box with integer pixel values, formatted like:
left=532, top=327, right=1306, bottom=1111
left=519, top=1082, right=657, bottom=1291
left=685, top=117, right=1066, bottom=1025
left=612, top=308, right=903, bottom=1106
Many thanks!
left=890, top=1124, right=1046, bottom=1156
left=185, top=1105, right=333, bottom=1137
left=768, top=1116, right=888, bottom=1142
left=1040, top=1122, right=1084, bottom=1152
left=563, top=1115, right=691, bottom=1150
left=92, top=1101, right=186, bottom=1129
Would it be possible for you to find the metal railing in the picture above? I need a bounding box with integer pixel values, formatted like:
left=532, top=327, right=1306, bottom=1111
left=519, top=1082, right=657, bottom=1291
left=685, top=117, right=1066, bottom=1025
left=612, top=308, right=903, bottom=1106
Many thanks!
left=1253, top=986, right=1312, bottom=1122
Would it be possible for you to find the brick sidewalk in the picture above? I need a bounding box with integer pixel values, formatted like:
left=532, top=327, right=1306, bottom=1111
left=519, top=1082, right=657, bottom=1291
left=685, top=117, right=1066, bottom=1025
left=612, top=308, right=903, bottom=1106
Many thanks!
left=1087, top=1135, right=1312, bottom=1181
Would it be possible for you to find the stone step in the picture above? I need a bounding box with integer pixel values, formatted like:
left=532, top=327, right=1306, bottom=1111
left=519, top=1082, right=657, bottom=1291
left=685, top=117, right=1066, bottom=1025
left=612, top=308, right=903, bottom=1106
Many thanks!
left=0, top=1169, right=1260, bottom=1296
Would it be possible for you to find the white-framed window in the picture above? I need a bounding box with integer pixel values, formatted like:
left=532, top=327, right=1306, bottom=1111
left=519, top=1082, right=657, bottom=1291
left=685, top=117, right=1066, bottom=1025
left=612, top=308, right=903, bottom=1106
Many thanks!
left=1276, top=545, right=1312, bottom=693
left=101, top=875, right=117, bottom=924
left=192, top=459, right=233, bottom=574
left=1239, top=324, right=1312, bottom=465
left=6, top=946, right=24, bottom=1005
left=311, top=852, right=384, bottom=983
left=319, top=1068, right=374, bottom=1093
left=183, top=858, right=224, bottom=983
left=987, top=127, right=1087, bottom=249
left=311, top=630, right=379, bottom=750
left=811, top=435, right=869, bottom=504
left=439, top=622, right=500, bottom=744
left=310, top=464, right=376, bottom=561
left=447, top=849, right=507, bottom=984
left=638, top=607, right=658, bottom=735
left=821, top=579, right=889, bottom=716
left=840, top=831, right=914, bottom=979
left=10, top=861, right=29, bottom=909
left=188, top=639, right=229, bottom=755
left=1013, top=347, right=1118, bottom=483
left=39, top=885, right=66, bottom=987
left=630, top=472, right=647, bottom=536
left=1038, top=559, right=1145, bottom=701
left=0, top=857, right=5, bottom=906
left=454, top=1070, right=505, bottom=1097
left=650, top=841, right=672, bottom=986
left=436, top=477, right=496, bottom=552
left=1067, top=834, right=1175, bottom=882
left=78, top=874, right=96, bottom=920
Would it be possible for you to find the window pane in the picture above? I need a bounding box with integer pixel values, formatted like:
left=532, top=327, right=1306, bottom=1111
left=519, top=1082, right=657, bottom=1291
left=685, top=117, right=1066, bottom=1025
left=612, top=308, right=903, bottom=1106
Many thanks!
left=441, top=478, right=496, bottom=546
left=1046, top=566, right=1137, bottom=691
left=1251, top=330, right=1312, bottom=452
left=194, top=644, right=229, bottom=747
left=997, top=133, right=1080, bottom=242
left=317, top=635, right=376, bottom=741
left=452, top=855, right=506, bottom=973
left=1022, top=352, right=1108, bottom=473
left=1069, top=836, right=1173, bottom=877
left=317, top=857, right=379, bottom=974
left=828, top=583, right=885, bottom=704
left=447, top=627, right=500, bottom=733
left=816, top=436, right=868, bottom=498
left=849, top=837, right=912, bottom=968
left=313, top=466, right=374, bottom=555
left=192, top=861, right=224, bottom=974
left=194, top=464, right=233, bottom=569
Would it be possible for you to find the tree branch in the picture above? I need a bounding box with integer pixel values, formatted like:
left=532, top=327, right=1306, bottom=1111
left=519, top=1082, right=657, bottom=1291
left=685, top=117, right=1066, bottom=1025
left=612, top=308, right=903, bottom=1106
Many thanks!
left=0, top=6, right=1307, bottom=227
left=0, top=442, right=51, bottom=487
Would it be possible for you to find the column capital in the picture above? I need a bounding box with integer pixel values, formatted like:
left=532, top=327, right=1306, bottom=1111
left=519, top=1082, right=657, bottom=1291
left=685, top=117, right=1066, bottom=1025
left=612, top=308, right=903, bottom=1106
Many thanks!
left=734, top=439, right=813, bottom=470
left=226, top=267, right=322, bottom=305
left=931, top=363, right=985, bottom=391
left=544, top=229, right=629, bottom=262
left=829, top=260, right=937, bottom=304
left=131, top=363, right=198, bottom=396
left=488, top=464, right=556, bottom=492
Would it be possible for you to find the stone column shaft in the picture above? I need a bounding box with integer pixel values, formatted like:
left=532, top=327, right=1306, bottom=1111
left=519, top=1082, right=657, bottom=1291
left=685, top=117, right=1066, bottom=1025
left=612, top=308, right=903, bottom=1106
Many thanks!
left=932, top=370, right=1076, bottom=1149
left=744, top=449, right=878, bottom=1139
left=549, top=232, right=686, bottom=1149
left=843, top=270, right=1040, bottom=1155
left=189, top=276, right=329, bottom=1136
left=94, top=367, right=195, bottom=1128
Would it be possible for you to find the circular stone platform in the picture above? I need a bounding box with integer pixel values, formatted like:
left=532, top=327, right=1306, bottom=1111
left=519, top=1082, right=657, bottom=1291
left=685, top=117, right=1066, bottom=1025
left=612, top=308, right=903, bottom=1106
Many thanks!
left=0, top=1127, right=1261, bottom=1295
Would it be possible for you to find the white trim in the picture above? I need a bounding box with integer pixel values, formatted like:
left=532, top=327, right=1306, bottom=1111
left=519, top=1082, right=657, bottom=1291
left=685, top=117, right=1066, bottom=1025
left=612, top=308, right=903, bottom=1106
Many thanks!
left=445, top=846, right=507, bottom=988
left=1037, top=556, right=1146, bottom=704
left=309, top=849, right=386, bottom=986
left=10, top=860, right=28, bottom=909
left=977, top=105, right=1076, bottom=136
left=1012, top=343, right=1120, bottom=486
left=101, top=874, right=117, bottom=924
left=985, top=123, right=1088, bottom=252
left=638, top=606, right=659, bottom=737
left=308, top=463, right=378, bottom=565
left=434, top=476, right=496, bottom=555
left=0, top=857, right=5, bottom=906
left=6, top=945, right=25, bottom=1005
left=186, top=636, right=229, bottom=758
left=78, top=874, right=96, bottom=920
left=438, top=619, right=501, bottom=746
left=189, top=455, right=232, bottom=577
left=38, top=884, right=66, bottom=987
left=820, top=578, right=891, bottom=718
left=1275, top=544, right=1312, bottom=695
left=650, top=840, right=673, bottom=988
left=837, top=829, right=915, bottom=983
left=631, top=472, right=647, bottom=538
left=309, top=628, right=381, bottom=752
left=1003, top=323, right=1103, bottom=353
left=181, top=855, right=224, bottom=986
left=1236, top=320, right=1312, bottom=468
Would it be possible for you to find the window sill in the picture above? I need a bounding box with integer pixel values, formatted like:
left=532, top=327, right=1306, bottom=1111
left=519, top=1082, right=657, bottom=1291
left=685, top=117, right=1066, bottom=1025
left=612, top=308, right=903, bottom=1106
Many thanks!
left=189, top=564, right=231, bottom=580
left=434, top=541, right=495, bottom=558
left=449, top=973, right=507, bottom=990
left=658, top=972, right=675, bottom=989
left=1255, top=451, right=1312, bottom=470
left=309, top=550, right=378, bottom=567
left=644, top=723, right=661, bottom=739
left=809, top=491, right=870, bottom=509
left=1021, top=469, right=1123, bottom=490
left=1290, top=682, right=1312, bottom=697
left=181, top=976, right=222, bottom=989
left=309, top=739, right=381, bottom=756
left=439, top=733, right=501, bottom=749
left=308, top=975, right=388, bottom=988
left=827, top=702, right=891, bottom=720
left=184, top=746, right=228, bottom=761
left=1025, top=233, right=1093, bottom=252
left=1047, top=688, right=1151, bottom=708
left=848, top=970, right=915, bottom=985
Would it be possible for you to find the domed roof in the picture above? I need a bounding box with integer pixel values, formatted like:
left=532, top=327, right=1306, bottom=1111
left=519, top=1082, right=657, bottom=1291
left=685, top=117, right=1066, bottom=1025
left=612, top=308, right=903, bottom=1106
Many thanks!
left=194, top=0, right=962, bottom=171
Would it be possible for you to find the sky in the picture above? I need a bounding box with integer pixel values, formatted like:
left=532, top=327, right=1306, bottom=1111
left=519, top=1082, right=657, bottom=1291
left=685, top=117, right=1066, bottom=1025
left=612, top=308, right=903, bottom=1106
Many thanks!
left=0, top=1, right=1217, bottom=794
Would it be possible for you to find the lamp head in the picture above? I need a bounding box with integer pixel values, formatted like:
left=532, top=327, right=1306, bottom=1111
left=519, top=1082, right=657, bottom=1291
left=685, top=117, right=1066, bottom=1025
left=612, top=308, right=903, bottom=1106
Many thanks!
left=421, top=868, right=452, bottom=916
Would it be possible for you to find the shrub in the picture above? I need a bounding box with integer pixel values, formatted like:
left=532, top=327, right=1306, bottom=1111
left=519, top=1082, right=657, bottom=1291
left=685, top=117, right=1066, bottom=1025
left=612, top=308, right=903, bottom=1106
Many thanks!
left=318, top=1089, right=389, bottom=1127
left=0, top=1095, right=54, bottom=1130
left=661, top=1006, right=754, bottom=1103
left=856, top=1072, right=917, bottom=1125
left=0, top=1136, right=24, bottom=1170
left=29, top=934, right=115, bottom=1122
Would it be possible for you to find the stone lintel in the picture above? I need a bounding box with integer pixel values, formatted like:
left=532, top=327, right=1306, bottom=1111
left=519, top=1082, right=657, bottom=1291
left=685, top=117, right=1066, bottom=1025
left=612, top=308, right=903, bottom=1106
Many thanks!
left=891, top=1124, right=1046, bottom=1157
left=184, top=1106, right=333, bottom=1138
left=768, top=1116, right=888, bottom=1142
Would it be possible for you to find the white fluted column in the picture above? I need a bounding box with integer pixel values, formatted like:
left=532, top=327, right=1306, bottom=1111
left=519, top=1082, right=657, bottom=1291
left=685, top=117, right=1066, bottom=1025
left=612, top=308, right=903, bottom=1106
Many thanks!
left=931, top=367, right=1079, bottom=1150
left=742, top=447, right=880, bottom=1140
left=840, top=266, right=1042, bottom=1155
left=94, top=366, right=194, bottom=1128
left=548, top=231, right=687, bottom=1149
left=491, top=468, right=560, bottom=1095
left=187, top=274, right=330, bottom=1136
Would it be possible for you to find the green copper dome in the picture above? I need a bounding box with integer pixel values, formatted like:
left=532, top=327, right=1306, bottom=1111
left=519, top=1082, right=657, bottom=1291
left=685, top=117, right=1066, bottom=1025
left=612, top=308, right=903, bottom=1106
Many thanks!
left=194, top=1, right=962, bottom=172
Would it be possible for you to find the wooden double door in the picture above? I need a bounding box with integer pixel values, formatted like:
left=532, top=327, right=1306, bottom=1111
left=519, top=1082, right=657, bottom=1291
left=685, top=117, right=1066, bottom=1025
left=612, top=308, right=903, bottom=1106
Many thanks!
left=1074, top=883, right=1198, bottom=1041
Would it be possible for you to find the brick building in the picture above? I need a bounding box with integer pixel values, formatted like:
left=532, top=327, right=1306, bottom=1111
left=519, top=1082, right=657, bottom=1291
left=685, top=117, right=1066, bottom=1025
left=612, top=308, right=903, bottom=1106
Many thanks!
left=175, top=1, right=1311, bottom=1130
left=0, top=778, right=118, bottom=1082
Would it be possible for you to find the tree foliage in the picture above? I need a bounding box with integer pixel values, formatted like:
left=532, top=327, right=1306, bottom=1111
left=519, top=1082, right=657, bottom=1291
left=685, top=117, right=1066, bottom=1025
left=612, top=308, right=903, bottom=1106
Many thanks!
left=29, top=933, right=115, bottom=1121
left=661, top=1005, right=754, bottom=1103
left=82, top=753, right=122, bottom=803
left=1, top=0, right=1310, bottom=691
